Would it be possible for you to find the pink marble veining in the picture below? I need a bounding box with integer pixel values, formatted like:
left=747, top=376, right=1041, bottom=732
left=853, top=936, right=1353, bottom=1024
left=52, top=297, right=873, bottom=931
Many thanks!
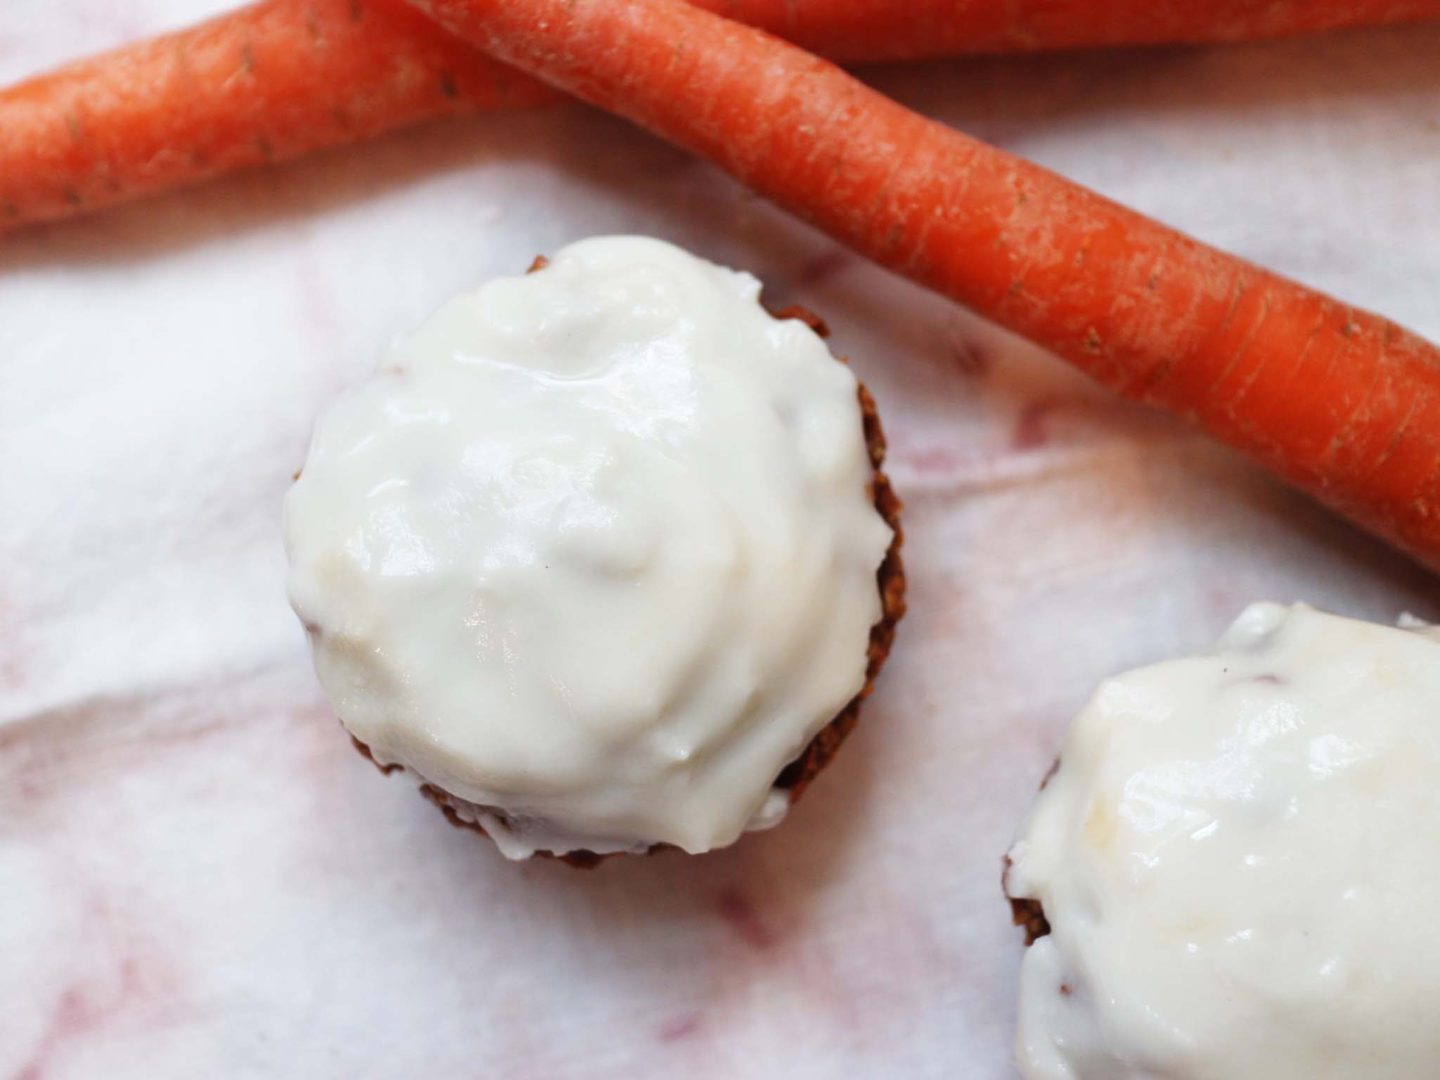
left=715, top=889, right=780, bottom=952
left=17, top=899, right=185, bottom=1080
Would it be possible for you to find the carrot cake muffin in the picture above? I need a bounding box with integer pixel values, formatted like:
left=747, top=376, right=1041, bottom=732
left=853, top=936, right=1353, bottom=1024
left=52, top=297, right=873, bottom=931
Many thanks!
left=1005, top=602, right=1440, bottom=1078
left=284, top=236, right=903, bottom=861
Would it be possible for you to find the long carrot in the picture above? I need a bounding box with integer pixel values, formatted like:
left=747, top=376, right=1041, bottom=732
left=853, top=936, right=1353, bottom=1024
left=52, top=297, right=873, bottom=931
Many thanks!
left=727, top=0, right=1440, bottom=60
left=5, top=0, right=1440, bottom=231
left=0, top=0, right=551, bottom=229
left=410, top=0, right=1440, bottom=568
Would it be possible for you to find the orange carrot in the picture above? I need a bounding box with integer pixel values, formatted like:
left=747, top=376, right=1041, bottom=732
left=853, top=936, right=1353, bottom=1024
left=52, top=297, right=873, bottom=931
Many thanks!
left=5, top=0, right=1440, bottom=231
left=412, top=0, right=1440, bottom=568
left=719, top=0, right=1440, bottom=61
left=0, top=0, right=553, bottom=229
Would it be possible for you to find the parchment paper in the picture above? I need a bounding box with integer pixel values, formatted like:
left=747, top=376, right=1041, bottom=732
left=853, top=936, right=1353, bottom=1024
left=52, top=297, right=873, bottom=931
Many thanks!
left=3, top=4, right=1438, bottom=1076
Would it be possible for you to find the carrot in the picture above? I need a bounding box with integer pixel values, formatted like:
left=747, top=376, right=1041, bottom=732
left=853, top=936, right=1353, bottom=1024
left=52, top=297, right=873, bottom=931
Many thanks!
left=408, top=0, right=1440, bottom=569
left=0, top=0, right=554, bottom=229
left=5, top=0, right=1440, bottom=231
left=721, top=0, right=1440, bottom=61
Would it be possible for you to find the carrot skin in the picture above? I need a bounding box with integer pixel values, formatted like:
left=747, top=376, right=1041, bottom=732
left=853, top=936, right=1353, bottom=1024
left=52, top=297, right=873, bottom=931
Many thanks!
left=0, top=0, right=555, bottom=228
left=4, top=0, right=1440, bottom=231
left=411, top=0, right=1440, bottom=568
left=721, top=0, right=1440, bottom=61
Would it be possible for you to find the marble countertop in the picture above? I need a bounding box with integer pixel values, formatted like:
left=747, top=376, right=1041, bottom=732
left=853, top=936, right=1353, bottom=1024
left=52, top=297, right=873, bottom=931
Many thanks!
left=3, top=4, right=1437, bottom=1076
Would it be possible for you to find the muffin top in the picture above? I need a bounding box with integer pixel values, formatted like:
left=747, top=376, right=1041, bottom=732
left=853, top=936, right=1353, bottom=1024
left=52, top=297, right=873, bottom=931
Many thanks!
left=1006, top=603, right=1440, bottom=1079
left=284, top=236, right=893, bottom=857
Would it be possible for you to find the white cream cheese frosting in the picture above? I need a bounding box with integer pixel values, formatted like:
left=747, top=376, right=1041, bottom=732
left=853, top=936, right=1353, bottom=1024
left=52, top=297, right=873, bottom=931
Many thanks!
left=284, top=236, right=893, bottom=858
left=1006, top=602, right=1440, bottom=1079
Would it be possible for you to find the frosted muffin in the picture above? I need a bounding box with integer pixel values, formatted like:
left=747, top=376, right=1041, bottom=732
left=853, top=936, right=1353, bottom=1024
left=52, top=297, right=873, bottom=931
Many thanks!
left=1005, top=603, right=1440, bottom=1079
left=285, top=236, right=903, bottom=862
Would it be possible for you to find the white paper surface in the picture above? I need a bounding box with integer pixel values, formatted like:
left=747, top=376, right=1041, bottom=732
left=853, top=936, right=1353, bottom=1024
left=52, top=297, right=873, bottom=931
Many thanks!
left=3, top=5, right=1438, bottom=1077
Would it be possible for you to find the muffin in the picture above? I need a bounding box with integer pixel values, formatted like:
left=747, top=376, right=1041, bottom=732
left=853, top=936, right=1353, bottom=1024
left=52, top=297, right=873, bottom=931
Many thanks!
left=1004, top=603, right=1440, bottom=1078
left=284, top=236, right=904, bottom=863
